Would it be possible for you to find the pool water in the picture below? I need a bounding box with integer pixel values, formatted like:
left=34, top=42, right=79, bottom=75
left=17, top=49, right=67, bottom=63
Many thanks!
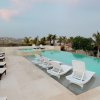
left=41, top=50, right=100, bottom=76
left=19, top=48, right=34, bottom=52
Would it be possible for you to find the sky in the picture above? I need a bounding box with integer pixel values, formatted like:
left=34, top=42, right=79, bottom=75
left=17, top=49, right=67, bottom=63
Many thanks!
left=0, top=0, right=100, bottom=38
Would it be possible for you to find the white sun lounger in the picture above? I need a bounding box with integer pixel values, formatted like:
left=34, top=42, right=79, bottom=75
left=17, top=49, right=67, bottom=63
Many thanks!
left=0, top=54, right=4, bottom=57
left=32, top=44, right=40, bottom=49
left=66, top=60, right=95, bottom=88
left=0, top=56, right=5, bottom=61
left=38, top=57, right=63, bottom=69
left=0, top=62, right=6, bottom=68
left=47, top=61, right=72, bottom=78
left=0, top=68, right=7, bottom=80
left=0, top=52, right=5, bottom=58
left=39, top=44, right=45, bottom=49
left=32, top=55, right=46, bottom=65
left=32, top=54, right=41, bottom=64
left=32, top=55, right=59, bottom=69
left=38, top=57, right=53, bottom=69
left=51, top=60, right=63, bottom=65
left=0, top=52, right=5, bottom=55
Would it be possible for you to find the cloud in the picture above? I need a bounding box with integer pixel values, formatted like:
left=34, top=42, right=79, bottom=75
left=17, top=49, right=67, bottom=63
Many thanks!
left=33, top=0, right=80, bottom=5
left=10, top=0, right=81, bottom=7
left=0, top=0, right=80, bottom=21
left=11, top=0, right=33, bottom=8
left=0, top=0, right=33, bottom=21
left=0, top=9, right=18, bottom=21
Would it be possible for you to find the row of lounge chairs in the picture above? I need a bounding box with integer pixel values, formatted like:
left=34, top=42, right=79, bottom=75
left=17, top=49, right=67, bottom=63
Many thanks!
left=0, top=52, right=7, bottom=80
left=0, top=52, right=7, bottom=100
left=32, top=44, right=45, bottom=49
left=32, top=54, right=95, bottom=88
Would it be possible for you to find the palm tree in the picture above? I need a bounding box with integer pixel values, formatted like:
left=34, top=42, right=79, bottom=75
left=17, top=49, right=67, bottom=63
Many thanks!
left=66, top=38, right=72, bottom=44
left=47, top=34, right=53, bottom=45
left=24, top=37, right=31, bottom=45
left=62, top=36, right=67, bottom=45
left=93, top=32, right=100, bottom=57
left=40, top=37, right=46, bottom=45
left=52, top=34, right=57, bottom=45
left=33, top=36, right=39, bottom=45
left=57, top=36, right=63, bottom=46
left=30, top=39, right=34, bottom=45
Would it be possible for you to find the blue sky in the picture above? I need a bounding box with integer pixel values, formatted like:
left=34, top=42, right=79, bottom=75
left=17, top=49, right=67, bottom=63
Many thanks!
left=0, top=0, right=100, bottom=38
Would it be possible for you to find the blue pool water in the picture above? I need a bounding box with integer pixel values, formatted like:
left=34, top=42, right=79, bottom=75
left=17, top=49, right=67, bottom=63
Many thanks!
left=41, top=50, right=100, bottom=76
left=19, top=48, right=34, bottom=52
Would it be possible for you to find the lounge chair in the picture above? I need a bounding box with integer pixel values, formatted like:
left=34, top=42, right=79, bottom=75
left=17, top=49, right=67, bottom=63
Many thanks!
left=38, top=57, right=64, bottom=69
left=66, top=60, right=95, bottom=88
left=0, top=62, right=6, bottom=68
left=0, top=54, right=5, bottom=57
left=51, top=60, right=63, bottom=65
left=32, top=54, right=43, bottom=64
left=32, top=44, right=40, bottom=49
left=0, top=68, right=7, bottom=80
left=38, top=57, right=53, bottom=69
left=0, top=56, right=5, bottom=61
left=0, top=54, right=3, bottom=57
left=47, top=61, right=72, bottom=78
left=39, top=44, right=45, bottom=49
left=0, top=52, right=5, bottom=56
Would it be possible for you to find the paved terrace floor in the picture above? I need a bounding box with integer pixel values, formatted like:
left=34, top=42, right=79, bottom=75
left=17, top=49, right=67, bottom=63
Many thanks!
left=0, top=47, right=100, bottom=100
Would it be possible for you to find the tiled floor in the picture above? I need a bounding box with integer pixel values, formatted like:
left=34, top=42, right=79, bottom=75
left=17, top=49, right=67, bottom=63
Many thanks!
left=0, top=47, right=100, bottom=100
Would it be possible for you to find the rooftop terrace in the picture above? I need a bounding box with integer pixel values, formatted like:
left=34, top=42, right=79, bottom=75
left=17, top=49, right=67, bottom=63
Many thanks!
left=0, top=47, right=100, bottom=100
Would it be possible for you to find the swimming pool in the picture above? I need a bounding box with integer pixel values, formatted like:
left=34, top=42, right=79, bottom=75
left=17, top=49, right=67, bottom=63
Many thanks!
left=41, top=50, right=100, bottom=76
left=19, top=48, right=34, bottom=52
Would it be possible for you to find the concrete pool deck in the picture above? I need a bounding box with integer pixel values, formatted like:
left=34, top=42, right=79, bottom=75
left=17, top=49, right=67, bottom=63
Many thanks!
left=0, top=47, right=100, bottom=100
